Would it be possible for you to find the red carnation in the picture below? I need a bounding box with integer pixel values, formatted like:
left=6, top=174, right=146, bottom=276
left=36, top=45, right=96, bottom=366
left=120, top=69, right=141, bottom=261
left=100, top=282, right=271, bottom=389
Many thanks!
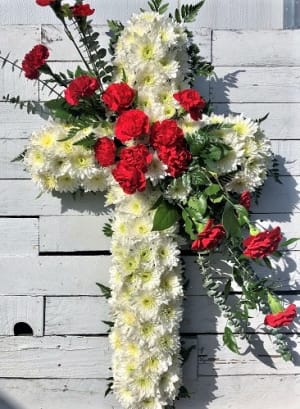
left=22, top=44, right=49, bottom=80
left=158, top=142, right=192, bottom=177
left=112, top=162, right=147, bottom=194
left=174, top=89, right=206, bottom=121
left=264, top=304, right=297, bottom=328
left=120, top=144, right=152, bottom=172
left=36, top=0, right=55, bottom=6
left=94, top=137, right=116, bottom=167
left=64, top=75, right=100, bottom=105
left=150, top=119, right=184, bottom=149
left=191, top=219, right=226, bottom=251
left=70, top=3, right=95, bottom=17
left=102, top=83, right=135, bottom=112
left=239, top=191, right=251, bottom=210
left=115, top=109, right=150, bottom=143
left=243, top=227, right=282, bottom=259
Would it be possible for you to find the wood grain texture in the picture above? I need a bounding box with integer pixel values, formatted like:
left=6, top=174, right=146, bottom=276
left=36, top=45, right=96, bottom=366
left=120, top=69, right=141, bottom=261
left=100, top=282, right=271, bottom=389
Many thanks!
left=0, top=139, right=28, bottom=178
left=0, top=296, right=43, bottom=336
left=197, top=334, right=300, bottom=375
left=0, top=104, right=45, bottom=140
left=213, top=30, right=300, bottom=66
left=211, top=67, right=300, bottom=103
left=39, top=216, right=111, bottom=252
left=0, top=336, right=111, bottom=378
left=0, top=218, right=38, bottom=256
left=190, top=0, right=284, bottom=29
left=0, top=25, right=40, bottom=58
left=0, top=256, right=111, bottom=296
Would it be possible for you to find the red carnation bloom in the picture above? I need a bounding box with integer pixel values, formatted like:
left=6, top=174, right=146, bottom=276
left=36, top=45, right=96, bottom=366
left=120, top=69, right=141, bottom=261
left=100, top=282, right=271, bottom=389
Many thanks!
left=115, top=109, right=150, bottom=143
left=264, top=304, right=297, bottom=328
left=120, top=144, right=152, bottom=173
left=102, top=83, right=136, bottom=112
left=158, top=142, right=192, bottom=178
left=36, top=0, right=55, bottom=6
left=243, top=226, right=282, bottom=259
left=239, top=191, right=251, bottom=210
left=112, top=162, right=147, bottom=194
left=192, top=220, right=226, bottom=252
left=22, top=44, right=49, bottom=80
left=94, top=137, right=116, bottom=167
left=64, top=75, right=100, bottom=105
left=70, top=3, right=95, bottom=17
left=174, top=89, right=206, bottom=121
left=150, top=119, right=184, bottom=149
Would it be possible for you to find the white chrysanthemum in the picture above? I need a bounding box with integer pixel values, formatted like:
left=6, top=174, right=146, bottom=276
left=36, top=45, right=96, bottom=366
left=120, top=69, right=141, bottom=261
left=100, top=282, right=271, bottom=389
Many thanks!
left=165, top=178, right=192, bottom=204
left=110, top=187, right=183, bottom=408
left=146, top=152, right=167, bottom=185
left=24, top=122, right=108, bottom=194
left=82, top=169, right=108, bottom=192
left=227, top=114, right=258, bottom=137
left=56, top=174, right=79, bottom=193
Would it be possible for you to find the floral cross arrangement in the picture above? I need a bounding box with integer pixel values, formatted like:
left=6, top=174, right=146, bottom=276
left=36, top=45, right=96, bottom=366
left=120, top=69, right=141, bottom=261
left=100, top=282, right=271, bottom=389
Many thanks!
left=1, top=0, right=298, bottom=408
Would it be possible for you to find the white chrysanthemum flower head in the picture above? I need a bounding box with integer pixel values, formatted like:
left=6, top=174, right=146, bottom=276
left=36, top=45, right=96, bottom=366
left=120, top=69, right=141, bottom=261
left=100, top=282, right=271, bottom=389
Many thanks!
left=146, top=151, right=167, bottom=185
left=82, top=169, right=108, bottom=192
left=227, top=113, right=258, bottom=137
left=24, top=148, right=48, bottom=173
left=56, top=174, right=79, bottom=193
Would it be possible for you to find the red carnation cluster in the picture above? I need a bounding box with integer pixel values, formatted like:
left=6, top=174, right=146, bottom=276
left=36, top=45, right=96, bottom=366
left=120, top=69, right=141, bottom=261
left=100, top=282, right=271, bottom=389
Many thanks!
left=70, top=3, right=95, bottom=17
left=22, top=44, right=49, bottom=80
left=102, top=83, right=136, bottom=112
left=94, top=137, right=116, bottom=167
left=112, top=145, right=152, bottom=194
left=115, top=109, right=150, bottom=143
left=64, top=75, right=99, bottom=105
left=264, top=304, right=297, bottom=328
left=174, top=89, right=206, bottom=121
left=243, top=226, right=282, bottom=259
left=36, top=0, right=55, bottom=6
left=150, top=119, right=191, bottom=177
left=191, top=219, right=226, bottom=251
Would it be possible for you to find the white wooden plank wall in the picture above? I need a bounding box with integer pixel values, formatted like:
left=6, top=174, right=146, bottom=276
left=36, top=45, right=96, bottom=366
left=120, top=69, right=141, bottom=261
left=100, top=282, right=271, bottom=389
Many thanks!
left=0, top=4, right=300, bottom=409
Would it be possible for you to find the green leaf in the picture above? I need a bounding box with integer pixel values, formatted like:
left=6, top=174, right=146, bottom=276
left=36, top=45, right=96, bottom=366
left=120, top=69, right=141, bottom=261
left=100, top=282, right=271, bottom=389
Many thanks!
left=232, top=268, right=243, bottom=288
left=267, top=292, right=284, bottom=314
left=223, top=279, right=232, bottom=301
left=234, top=204, right=249, bottom=226
left=188, top=194, right=207, bottom=216
left=280, top=237, right=300, bottom=247
left=150, top=195, right=163, bottom=210
left=222, top=202, right=241, bottom=238
left=263, top=256, right=272, bottom=269
left=96, top=282, right=112, bottom=299
left=102, top=221, right=113, bottom=237
left=73, top=134, right=97, bottom=149
left=11, top=149, right=27, bottom=163
left=223, top=326, right=240, bottom=354
left=182, top=209, right=196, bottom=240
left=204, top=184, right=220, bottom=196
left=152, top=201, right=179, bottom=231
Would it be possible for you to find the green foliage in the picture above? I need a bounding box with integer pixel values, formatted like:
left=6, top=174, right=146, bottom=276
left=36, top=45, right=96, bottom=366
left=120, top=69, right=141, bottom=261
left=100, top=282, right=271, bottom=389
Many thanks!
left=147, top=0, right=169, bottom=14
left=107, top=20, right=125, bottom=56
left=268, top=156, right=281, bottom=184
left=96, top=282, right=112, bottom=299
left=152, top=200, right=180, bottom=231
left=73, top=134, right=97, bottom=149
left=174, top=2, right=205, bottom=23
left=223, top=326, right=240, bottom=354
left=185, top=31, right=214, bottom=84
left=280, top=237, right=300, bottom=248
left=11, top=149, right=27, bottom=163
left=222, top=202, right=241, bottom=239
left=103, top=220, right=114, bottom=237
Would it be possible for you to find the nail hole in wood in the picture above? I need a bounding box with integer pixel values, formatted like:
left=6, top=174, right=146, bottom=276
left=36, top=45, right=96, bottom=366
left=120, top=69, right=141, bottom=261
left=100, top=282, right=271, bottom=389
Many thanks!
left=14, top=322, right=33, bottom=336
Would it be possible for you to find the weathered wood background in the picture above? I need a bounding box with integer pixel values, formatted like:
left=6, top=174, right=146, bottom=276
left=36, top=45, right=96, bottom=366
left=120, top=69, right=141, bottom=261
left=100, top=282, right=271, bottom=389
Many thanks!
left=0, top=1, right=300, bottom=408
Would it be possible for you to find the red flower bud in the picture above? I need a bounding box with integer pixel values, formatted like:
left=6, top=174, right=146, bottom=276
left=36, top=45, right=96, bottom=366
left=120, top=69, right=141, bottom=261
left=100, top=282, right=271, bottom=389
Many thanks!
left=264, top=304, right=297, bottom=328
